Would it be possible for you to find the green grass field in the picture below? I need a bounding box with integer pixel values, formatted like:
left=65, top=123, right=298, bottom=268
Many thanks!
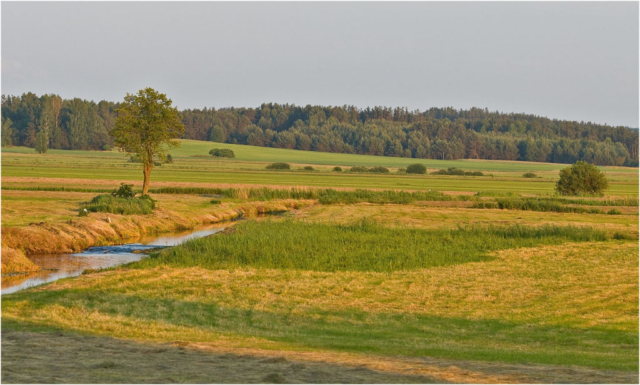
left=2, top=140, right=638, bottom=196
left=2, top=140, right=639, bottom=383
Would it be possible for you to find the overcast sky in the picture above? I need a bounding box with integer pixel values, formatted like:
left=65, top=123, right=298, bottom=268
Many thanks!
left=2, top=2, right=638, bottom=127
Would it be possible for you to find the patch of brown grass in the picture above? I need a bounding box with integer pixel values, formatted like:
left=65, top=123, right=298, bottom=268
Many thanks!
left=1, top=200, right=312, bottom=255
left=1, top=246, right=40, bottom=275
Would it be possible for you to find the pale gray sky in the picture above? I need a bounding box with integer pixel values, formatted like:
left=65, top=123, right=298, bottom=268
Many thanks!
left=2, top=2, right=638, bottom=127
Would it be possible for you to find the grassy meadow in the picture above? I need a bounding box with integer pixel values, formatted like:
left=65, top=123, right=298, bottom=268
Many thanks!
left=1, top=140, right=639, bottom=383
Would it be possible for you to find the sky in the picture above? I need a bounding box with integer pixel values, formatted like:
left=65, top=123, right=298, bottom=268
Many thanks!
left=2, top=2, right=638, bottom=127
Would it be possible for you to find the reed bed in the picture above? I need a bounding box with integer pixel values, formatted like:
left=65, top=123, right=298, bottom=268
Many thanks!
left=472, top=198, right=607, bottom=214
left=147, top=186, right=463, bottom=204
left=138, top=220, right=607, bottom=272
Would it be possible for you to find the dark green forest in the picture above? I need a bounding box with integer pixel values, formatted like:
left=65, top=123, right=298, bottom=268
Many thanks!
left=2, top=93, right=638, bottom=166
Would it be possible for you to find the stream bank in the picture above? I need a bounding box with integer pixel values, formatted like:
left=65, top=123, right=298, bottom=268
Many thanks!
left=1, top=199, right=312, bottom=275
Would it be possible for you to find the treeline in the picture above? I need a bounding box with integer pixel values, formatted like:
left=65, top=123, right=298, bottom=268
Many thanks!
left=2, top=94, right=638, bottom=166
left=1, top=93, right=115, bottom=151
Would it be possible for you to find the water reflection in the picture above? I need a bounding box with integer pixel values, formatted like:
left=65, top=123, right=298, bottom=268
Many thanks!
left=2, top=225, right=226, bottom=295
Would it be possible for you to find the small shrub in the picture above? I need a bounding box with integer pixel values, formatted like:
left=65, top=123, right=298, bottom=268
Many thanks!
left=397, top=168, right=406, bottom=174
left=128, top=155, right=141, bottom=163
left=165, top=154, right=173, bottom=164
left=211, top=199, right=222, bottom=205
left=368, top=166, right=389, bottom=174
left=332, top=166, right=343, bottom=172
left=81, top=194, right=155, bottom=215
left=406, top=164, right=427, bottom=174
left=522, top=172, right=537, bottom=178
left=112, top=183, right=136, bottom=198
left=303, top=166, right=314, bottom=171
left=265, top=162, right=290, bottom=170
left=432, top=167, right=483, bottom=176
left=153, top=161, right=162, bottom=167
left=209, top=148, right=235, bottom=158
left=103, top=144, right=111, bottom=151
left=79, top=208, right=90, bottom=217
left=349, top=166, right=368, bottom=173
left=607, top=208, right=622, bottom=215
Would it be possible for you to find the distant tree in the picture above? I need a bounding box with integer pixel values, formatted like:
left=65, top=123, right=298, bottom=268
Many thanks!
left=1, top=117, right=14, bottom=147
left=111, top=88, right=185, bottom=195
left=209, top=125, right=225, bottom=142
left=35, top=123, right=49, bottom=154
left=556, top=161, right=609, bottom=196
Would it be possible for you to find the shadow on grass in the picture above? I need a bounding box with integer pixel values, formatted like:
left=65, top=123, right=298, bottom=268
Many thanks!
left=1, top=319, right=443, bottom=384
left=3, top=289, right=638, bottom=372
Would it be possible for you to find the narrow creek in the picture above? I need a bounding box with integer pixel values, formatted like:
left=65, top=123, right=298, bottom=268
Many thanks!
left=1, top=224, right=227, bottom=295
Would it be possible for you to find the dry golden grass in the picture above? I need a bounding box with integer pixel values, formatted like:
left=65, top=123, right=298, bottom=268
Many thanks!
left=296, top=203, right=639, bottom=237
left=0, top=246, right=40, bottom=275
left=3, top=241, right=637, bottom=380
left=1, top=199, right=312, bottom=255
left=29, top=242, right=636, bottom=331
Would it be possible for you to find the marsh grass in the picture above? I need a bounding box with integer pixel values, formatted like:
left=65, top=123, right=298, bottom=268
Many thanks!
left=80, top=195, right=156, bottom=215
left=137, top=220, right=607, bottom=272
left=492, top=198, right=605, bottom=214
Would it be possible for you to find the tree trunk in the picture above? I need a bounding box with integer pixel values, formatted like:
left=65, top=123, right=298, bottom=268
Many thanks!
left=142, top=163, right=152, bottom=195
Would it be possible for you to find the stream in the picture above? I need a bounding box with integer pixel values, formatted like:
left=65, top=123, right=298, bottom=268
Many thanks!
left=1, top=225, right=226, bottom=295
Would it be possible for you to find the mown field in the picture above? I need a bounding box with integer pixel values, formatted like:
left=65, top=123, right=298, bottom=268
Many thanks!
left=1, top=141, right=638, bottom=383
left=2, top=140, right=638, bottom=195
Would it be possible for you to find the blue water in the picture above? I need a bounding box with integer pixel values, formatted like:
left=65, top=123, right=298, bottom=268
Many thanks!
left=1, top=225, right=225, bottom=295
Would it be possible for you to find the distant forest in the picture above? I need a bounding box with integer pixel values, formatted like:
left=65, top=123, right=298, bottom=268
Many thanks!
left=2, top=93, right=638, bottom=167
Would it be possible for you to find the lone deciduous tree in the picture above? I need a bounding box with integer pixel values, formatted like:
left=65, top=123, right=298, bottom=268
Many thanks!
left=555, top=161, right=609, bottom=196
left=111, top=88, right=184, bottom=195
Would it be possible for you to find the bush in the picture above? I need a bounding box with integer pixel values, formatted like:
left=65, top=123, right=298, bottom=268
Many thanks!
left=332, top=166, right=342, bottom=172
left=209, top=148, right=235, bottom=158
left=397, top=168, right=406, bottom=174
left=265, top=162, right=291, bottom=170
left=471, top=201, right=498, bottom=209
left=211, top=199, right=222, bottom=205
left=128, top=155, right=141, bottom=163
left=522, top=172, right=537, bottom=178
left=607, top=208, right=622, bottom=215
left=112, top=183, right=136, bottom=198
left=153, top=161, right=163, bottom=167
left=80, top=194, right=155, bottom=215
left=103, top=144, right=111, bottom=151
left=368, top=166, right=389, bottom=174
left=556, top=161, right=609, bottom=196
left=349, top=166, right=368, bottom=173
left=303, top=166, right=314, bottom=171
left=406, top=164, right=427, bottom=174
left=432, top=167, right=483, bottom=176
left=165, top=154, right=173, bottom=164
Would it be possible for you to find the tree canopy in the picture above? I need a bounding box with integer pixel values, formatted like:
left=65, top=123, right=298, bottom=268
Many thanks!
left=555, top=161, right=609, bottom=196
left=111, top=88, right=184, bottom=195
left=2, top=94, right=638, bottom=167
